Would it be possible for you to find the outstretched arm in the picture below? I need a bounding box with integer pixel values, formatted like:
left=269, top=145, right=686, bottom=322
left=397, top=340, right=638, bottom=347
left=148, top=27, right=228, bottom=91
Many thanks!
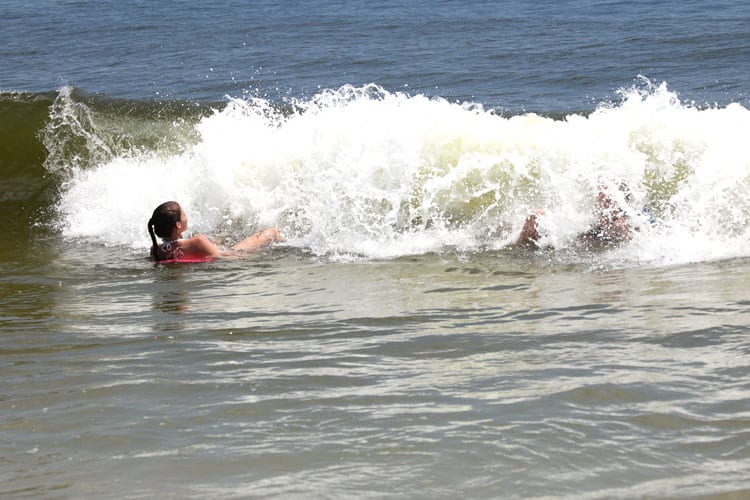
left=232, top=228, right=282, bottom=253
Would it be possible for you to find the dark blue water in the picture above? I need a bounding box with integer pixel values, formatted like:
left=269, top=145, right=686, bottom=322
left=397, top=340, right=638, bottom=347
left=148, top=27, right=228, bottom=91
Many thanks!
left=2, top=0, right=747, bottom=111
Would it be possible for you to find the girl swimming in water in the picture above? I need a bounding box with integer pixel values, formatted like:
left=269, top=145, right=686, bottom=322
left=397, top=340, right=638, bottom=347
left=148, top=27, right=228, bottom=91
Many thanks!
left=148, top=201, right=281, bottom=262
left=516, top=187, right=632, bottom=249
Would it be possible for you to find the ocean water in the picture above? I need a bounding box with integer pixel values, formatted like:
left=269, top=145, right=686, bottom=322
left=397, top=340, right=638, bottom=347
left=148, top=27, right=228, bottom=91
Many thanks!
left=1, top=0, right=749, bottom=498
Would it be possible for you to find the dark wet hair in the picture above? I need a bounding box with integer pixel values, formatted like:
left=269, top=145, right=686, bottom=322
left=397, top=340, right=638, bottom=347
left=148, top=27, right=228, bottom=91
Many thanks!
left=148, top=201, right=182, bottom=260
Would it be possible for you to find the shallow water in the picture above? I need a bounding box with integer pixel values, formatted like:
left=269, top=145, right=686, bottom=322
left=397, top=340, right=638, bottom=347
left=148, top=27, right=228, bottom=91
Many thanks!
left=3, top=243, right=749, bottom=498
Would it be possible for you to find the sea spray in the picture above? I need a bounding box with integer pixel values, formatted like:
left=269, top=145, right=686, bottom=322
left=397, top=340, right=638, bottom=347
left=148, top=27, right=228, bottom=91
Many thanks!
left=50, top=83, right=750, bottom=264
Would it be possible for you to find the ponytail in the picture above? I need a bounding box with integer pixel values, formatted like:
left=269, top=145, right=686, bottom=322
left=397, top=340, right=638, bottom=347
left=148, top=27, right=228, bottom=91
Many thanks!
left=148, top=218, right=162, bottom=260
left=148, top=201, right=182, bottom=261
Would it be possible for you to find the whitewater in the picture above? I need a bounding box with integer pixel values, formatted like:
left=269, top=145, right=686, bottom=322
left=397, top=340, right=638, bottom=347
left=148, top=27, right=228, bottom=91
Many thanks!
left=52, top=82, right=750, bottom=266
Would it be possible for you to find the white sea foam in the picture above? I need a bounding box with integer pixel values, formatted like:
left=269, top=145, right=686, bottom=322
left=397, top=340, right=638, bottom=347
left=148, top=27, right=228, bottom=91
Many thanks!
left=53, top=83, right=750, bottom=265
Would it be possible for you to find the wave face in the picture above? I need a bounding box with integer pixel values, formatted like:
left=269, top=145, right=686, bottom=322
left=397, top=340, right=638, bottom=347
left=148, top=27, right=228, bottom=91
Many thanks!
left=0, top=92, right=53, bottom=209
left=17, top=83, right=750, bottom=264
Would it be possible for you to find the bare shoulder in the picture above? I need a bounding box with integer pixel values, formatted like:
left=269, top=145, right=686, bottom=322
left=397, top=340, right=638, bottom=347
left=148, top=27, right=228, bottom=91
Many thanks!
left=179, top=234, right=221, bottom=257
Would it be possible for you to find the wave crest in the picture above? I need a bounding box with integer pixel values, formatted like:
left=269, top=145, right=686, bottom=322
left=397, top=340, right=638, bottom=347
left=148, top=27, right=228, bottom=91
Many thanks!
left=49, top=82, right=750, bottom=265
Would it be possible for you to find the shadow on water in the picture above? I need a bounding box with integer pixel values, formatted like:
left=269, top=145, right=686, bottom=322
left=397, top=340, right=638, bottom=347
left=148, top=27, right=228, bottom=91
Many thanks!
left=151, top=266, right=193, bottom=319
left=146, top=262, right=230, bottom=335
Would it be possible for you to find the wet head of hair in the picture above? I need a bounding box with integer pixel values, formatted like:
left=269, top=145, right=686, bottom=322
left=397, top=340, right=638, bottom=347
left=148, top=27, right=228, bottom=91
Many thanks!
left=148, top=201, right=182, bottom=260
left=149, top=201, right=182, bottom=238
